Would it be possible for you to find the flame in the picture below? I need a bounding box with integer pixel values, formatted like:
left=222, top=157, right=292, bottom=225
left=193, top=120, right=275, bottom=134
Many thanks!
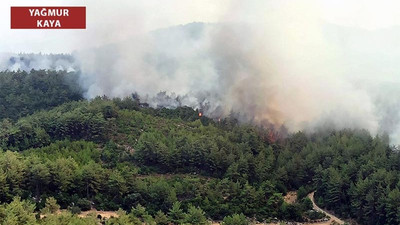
left=267, top=130, right=277, bottom=143
left=198, top=112, right=202, bottom=117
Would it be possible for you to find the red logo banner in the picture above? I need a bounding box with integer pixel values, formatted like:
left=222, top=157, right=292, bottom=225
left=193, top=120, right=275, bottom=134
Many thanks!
left=11, top=7, right=86, bottom=29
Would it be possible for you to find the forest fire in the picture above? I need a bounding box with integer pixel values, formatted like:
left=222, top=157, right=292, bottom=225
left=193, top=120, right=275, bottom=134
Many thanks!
left=198, top=112, right=202, bottom=117
left=257, top=125, right=287, bottom=144
left=267, top=130, right=279, bottom=143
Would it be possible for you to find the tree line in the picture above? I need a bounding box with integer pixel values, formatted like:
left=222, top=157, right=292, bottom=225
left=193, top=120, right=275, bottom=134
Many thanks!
left=0, top=70, right=399, bottom=224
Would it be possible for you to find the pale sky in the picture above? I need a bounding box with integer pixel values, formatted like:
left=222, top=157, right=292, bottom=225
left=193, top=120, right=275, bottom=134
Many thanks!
left=2, top=0, right=400, bottom=53
left=1, top=0, right=230, bottom=53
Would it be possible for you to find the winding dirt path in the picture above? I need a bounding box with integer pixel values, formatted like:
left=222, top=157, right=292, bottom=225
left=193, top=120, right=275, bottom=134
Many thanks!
left=308, top=192, right=345, bottom=225
left=74, top=191, right=346, bottom=225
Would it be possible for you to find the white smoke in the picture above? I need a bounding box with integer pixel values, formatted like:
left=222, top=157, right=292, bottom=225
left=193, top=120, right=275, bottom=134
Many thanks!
left=74, top=1, right=400, bottom=143
left=2, top=0, right=400, bottom=144
left=0, top=53, right=77, bottom=72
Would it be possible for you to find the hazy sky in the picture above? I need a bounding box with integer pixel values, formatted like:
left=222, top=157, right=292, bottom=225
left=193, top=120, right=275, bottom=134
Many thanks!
left=2, top=0, right=400, bottom=53
left=0, top=0, right=230, bottom=53
left=3, top=0, right=400, bottom=143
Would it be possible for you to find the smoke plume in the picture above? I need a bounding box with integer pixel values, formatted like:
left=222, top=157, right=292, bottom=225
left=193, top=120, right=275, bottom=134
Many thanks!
left=3, top=1, right=400, bottom=144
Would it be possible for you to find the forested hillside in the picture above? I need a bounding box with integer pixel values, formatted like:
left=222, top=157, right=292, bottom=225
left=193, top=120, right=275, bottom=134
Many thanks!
left=0, top=70, right=82, bottom=120
left=0, top=70, right=399, bottom=225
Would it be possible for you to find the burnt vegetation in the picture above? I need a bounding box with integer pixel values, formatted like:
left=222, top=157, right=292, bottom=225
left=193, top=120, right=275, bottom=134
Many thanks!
left=0, top=70, right=399, bottom=224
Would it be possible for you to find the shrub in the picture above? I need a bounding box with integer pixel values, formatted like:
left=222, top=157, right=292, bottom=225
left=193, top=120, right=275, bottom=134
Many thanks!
left=304, top=210, right=326, bottom=220
left=41, top=197, right=60, bottom=214
left=68, top=206, right=82, bottom=214
left=222, top=213, right=248, bottom=225
left=155, top=210, right=169, bottom=225
left=77, top=198, right=92, bottom=211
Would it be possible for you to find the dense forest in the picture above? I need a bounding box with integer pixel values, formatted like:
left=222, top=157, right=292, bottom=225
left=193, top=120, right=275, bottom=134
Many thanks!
left=0, top=70, right=399, bottom=225
left=0, top=70, right=82, bottom=120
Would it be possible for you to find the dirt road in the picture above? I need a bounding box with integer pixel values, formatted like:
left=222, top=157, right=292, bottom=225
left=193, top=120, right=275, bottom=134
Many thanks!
left=75, top=192, right=345, bottom=225
left=308, top=192, right=345, bottom=225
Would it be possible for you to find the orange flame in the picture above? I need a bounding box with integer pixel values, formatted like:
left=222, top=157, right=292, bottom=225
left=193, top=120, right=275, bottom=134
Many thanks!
left=268, top=130, right=277, bottom=143
left=198, top=112, right=202, bottom=117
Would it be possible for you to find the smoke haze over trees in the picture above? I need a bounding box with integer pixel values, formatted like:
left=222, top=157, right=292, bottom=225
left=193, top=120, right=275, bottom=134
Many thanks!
left=0, top=70, right=398, bottom=224
left=3, top=20, right=400, bottom=145
left=0, top=53, right=78, bottom=72
left=2, top=1, right=400, bottom=224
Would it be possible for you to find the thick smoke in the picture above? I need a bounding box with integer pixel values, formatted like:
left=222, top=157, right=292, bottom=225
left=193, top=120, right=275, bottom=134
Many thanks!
left=3, top=1, right=400, bottom=144
left=75, top=1, right=400, bottom=143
